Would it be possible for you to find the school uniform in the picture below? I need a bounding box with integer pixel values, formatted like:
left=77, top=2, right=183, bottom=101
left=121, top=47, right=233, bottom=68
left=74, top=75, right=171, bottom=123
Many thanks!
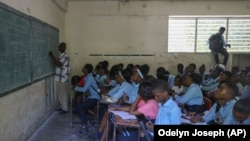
left=201, top=82, right=219, bottom=92
left=202, top=77, right=219, bottom=87
left=239, top=85, right=250, bottom=99
left=109, top=79, right=118, bottom=88
left=200, top=72, right=209, bottom=84
left=203, top=98, right=237, bottom=125
left=172, top=85, right=186, bottom=94
left=125, top=82, right=140, bottom=104
left=175, top=83, right=204, bottom=112
left=75, top=73, right=100, bottom=125
left=148, top=97, right=181, bottom=137
left=236, top=82, right=244, bottom=95
left=95, top=73, right=107, bottom=88
left=107, top=81, right=133, bottom=102
left=167, top=74, right=175, bottom=88
left=155, top=97, right=182, bottom=125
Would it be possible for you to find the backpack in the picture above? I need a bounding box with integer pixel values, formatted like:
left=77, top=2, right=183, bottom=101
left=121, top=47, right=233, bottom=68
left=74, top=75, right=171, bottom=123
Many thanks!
left=209, top=33, right=222, bottom=51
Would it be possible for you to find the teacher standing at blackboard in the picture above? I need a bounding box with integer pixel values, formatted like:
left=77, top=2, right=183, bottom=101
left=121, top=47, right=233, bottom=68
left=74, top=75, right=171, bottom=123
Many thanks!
left=49, top=42, right=70, bottom=115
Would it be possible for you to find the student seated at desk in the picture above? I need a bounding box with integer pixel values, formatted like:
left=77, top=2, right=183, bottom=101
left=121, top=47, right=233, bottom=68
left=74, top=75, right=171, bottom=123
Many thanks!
left=94, top=62, right=108, bottom=89
left=105, top=69, right=133, bottom=103
left=190, top=80, right=239, bottom=125
left=199, top=64, right=210, bottom=84
left=171, top=74, right=186, bottom=95
left=104, top=64, right=119, bottom=89
left=71, top=75, right=85, bottom=106
left=202, top=70, right=232, bottom=100
left=145, top=79, right=182, bottom=138
left=236, top=70, right=249, bottom=96
left=109, top=81, right=158, bottom=121
left=122, top=67, right=148, bottom=104
left=109, top=81, right=159, bottom=141
left=201, top=65, right=224, bottom=88
left=231, top=98, right=250, bottom=125
left=156, top=67, right=175, bottom=88
left=91, top=67, right=147, bottom=140
left=74, top=64, right=101, bottom=134
left=174, top=73, right=205, bottom=114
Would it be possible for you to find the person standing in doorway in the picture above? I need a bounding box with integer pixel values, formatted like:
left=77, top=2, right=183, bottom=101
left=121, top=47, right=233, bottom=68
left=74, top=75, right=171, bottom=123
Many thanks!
left=49, top=42, right=70, bottom=115
left=208, top=27, right=231, bottom=66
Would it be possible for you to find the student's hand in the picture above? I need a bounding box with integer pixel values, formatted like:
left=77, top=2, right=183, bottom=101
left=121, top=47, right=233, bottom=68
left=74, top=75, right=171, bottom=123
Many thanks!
left=190, top=117, right=204, bottom=123
left=145, top=121, right=154, bottom=132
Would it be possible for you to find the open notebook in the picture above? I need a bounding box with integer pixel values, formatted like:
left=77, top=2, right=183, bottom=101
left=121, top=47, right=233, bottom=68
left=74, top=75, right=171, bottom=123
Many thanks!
left=109, top=110, right=137, bottom=120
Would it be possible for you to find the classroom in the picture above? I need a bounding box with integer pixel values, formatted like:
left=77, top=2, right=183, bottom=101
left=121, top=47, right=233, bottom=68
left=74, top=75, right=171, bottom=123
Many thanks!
left=0, top=0, right=250, bottom=141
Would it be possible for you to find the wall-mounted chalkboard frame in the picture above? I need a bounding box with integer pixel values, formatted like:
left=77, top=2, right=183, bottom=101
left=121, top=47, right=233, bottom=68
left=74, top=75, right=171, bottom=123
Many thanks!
left=0, top=2, right=59, bottom=97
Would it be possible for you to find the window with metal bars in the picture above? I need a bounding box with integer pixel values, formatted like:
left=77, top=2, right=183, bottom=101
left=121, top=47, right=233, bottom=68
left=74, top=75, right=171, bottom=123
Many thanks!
left=168, top=17, right=250, bottom=53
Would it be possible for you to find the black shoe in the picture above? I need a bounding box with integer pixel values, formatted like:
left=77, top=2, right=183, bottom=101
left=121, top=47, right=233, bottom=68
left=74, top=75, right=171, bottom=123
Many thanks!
left=59, top=110, right=68, bottom=115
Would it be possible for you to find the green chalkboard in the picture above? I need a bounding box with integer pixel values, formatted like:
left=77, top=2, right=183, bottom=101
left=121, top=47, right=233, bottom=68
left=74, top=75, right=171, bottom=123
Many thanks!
left=0, top=2, right=59, bottom=96
left=30, top=18, right=58, bottom=82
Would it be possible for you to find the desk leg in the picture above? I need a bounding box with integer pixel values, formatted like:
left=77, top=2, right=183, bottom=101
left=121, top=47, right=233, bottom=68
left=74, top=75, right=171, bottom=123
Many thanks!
left=96, top=101, right=99, bottom=124
left=137, top=127, right=140, bottom=141
left=106, top=113, right=109, bottom=141
left=70, top=91, right=74, bottom=127
left=113, top=123, right=116, bottom=141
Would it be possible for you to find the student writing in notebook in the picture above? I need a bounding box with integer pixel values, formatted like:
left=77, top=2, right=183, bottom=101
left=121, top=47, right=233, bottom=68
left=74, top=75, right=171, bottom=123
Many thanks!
left=145, top=79, right=182, bottom=137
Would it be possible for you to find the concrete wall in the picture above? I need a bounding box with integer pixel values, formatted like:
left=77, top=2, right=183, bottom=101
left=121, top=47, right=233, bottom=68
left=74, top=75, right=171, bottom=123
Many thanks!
left=0, top=0, right=66, bottom=141
left=65, top=0, right=250, bottom=76
left=232, top=53, right=250, bottom=70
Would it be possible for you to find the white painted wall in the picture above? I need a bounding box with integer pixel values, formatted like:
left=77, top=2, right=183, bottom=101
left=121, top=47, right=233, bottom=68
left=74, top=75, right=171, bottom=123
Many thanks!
left=65, top=1, right=250, bottom=76
left=0, top=0, right=66, bottom=141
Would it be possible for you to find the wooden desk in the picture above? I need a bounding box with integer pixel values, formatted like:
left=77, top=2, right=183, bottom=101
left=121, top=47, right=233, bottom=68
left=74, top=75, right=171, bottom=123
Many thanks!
left=113, top=115, right=140, bottom=141
left=96, top=95, right=115, bottom=124
left=107, top=111, right=140, bottom=141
